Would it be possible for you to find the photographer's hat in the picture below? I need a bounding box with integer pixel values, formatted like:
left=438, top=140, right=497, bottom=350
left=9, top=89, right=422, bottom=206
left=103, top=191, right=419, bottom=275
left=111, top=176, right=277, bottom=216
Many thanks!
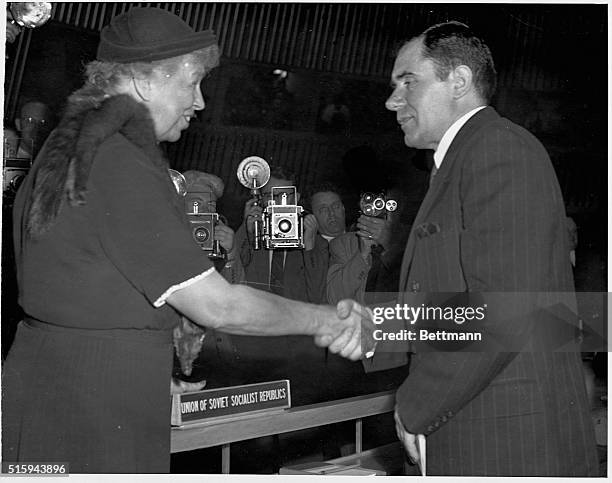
left=183, top=170, right=224, bottom=199
left=97, top=7, right=217, bottom=63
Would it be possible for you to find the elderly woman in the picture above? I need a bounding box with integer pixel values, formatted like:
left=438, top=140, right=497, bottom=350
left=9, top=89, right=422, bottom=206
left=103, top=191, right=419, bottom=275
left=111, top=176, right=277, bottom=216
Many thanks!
left=2, top=8, right=371, bottom=473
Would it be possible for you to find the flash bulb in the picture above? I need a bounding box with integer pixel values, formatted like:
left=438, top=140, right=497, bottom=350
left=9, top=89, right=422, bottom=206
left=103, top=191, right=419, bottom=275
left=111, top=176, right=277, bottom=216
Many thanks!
left=168, top=169, right=187, bottom=196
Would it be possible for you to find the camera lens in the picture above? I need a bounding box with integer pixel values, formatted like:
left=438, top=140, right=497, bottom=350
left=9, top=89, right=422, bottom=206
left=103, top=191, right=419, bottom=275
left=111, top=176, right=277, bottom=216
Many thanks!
left=373, top=198, right=385, bottom=210
left=362, top=204, right=375, bottom=216
left=364, top=193, right=374, bottom=202
left=278, top=218, right=292, bottom=233
left=194, top=226, right=210, bottom=242
left=9, top=174, right=25, bottom=192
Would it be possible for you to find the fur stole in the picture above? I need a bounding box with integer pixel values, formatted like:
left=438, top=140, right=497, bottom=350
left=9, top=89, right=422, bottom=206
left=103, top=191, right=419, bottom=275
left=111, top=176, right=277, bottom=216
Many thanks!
left=26, top=83, right=167, bottom=237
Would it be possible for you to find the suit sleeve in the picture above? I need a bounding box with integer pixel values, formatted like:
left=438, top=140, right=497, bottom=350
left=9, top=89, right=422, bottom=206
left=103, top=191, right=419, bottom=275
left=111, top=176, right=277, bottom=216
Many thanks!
left=326, top=233, right=370, bottom=304
left=302, top=235, right=330, bottom=304
left=396, top=122, right=565, bottom=435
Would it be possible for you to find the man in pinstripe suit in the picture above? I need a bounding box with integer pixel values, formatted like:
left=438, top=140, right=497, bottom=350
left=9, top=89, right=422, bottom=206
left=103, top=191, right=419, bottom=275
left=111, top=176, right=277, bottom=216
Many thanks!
left=380, top=21, right=599, bottom=475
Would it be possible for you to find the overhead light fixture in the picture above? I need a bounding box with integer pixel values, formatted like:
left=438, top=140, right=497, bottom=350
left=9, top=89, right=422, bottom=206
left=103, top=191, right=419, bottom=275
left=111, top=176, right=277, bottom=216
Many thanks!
left=9, top=2, right=52, bottom=29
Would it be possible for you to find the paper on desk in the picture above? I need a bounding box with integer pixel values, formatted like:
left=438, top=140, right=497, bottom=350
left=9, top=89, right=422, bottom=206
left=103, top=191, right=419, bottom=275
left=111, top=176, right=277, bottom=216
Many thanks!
left=417, top=434, right=426, bottom=476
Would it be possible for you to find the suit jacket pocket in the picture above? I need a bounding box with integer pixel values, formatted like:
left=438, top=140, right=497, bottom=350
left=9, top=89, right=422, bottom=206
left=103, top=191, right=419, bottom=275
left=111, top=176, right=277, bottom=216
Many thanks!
left=410, top=225, right=467, bottom=292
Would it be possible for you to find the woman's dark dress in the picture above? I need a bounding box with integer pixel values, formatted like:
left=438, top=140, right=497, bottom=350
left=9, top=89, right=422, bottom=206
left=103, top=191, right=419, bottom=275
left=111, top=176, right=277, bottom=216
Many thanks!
left=2, top=129, right=214, bottom=473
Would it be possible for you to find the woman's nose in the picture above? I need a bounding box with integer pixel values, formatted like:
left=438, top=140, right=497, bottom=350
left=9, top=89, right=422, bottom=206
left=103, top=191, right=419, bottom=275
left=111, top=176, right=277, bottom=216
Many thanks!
left=194, top=86, right=205, bottom=111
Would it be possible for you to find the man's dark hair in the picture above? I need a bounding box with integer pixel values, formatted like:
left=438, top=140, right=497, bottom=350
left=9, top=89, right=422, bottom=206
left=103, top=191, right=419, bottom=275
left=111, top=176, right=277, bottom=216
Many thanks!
left=269, top=165, right=297, bottom=185
left=303, top=181, right=343, bottom=211
left=419, top=21, right=497, bottom=103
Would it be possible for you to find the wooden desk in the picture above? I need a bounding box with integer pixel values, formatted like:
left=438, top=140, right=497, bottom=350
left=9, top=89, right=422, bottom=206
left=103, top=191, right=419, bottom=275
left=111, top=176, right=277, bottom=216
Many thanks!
left=171, top=390, right=396, bottom=473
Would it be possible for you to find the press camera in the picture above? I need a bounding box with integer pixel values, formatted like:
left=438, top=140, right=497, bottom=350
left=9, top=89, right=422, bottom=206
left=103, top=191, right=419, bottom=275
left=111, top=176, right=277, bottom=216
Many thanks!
left=2, top=158, right=30, bottom=197
left=236, top=156, right=305, bottom=250
left=185, top=193, right=225, bottom=260
left=262, top=186, right=304, bottom=249
left=359, top=191, right=397, bottom=218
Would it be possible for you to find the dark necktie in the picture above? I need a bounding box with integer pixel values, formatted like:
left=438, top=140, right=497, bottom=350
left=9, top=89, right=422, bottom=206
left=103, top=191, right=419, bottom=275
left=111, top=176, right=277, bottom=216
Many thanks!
left=269, top=249, right=285, bottom=295
left=365, top=244, right=384, bottom=292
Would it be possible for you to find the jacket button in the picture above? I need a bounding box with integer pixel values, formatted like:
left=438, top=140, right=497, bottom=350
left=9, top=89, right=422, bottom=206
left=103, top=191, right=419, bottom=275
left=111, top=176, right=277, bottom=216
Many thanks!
left=441, top=415, right=448, bottom=422
left=410, top=281, right=420, bottom=292
left=427, top=425, right=435, bottom=433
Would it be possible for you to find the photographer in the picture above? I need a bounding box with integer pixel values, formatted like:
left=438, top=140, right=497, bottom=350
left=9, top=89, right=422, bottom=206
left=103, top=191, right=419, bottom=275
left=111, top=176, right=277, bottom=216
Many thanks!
left=300, top=182, right=347, bottom=304
left=182, top=170, right=244, bottom=282
left=324, top=188, right=409, bottom=399
left=14, top=100, right=53, bottom=159
left=173, top=170, right=245, bottom=380
left=230, top=167, right=336, bottom=404
left=236, top=166, right=324, bottom=302
left=327, top=187, right=408, bottom=305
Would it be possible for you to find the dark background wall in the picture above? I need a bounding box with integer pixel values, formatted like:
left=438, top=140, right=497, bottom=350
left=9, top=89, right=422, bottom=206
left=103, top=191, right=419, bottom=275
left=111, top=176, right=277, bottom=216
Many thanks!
left=5, top=2, right=606, bottom=230
left=3, top=2, right=606, bottom=295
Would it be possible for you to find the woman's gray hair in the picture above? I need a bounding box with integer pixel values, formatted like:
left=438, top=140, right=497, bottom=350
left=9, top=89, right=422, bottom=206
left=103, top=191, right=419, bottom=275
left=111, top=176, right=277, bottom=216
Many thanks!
left=85, top=44, right=220, bottom=94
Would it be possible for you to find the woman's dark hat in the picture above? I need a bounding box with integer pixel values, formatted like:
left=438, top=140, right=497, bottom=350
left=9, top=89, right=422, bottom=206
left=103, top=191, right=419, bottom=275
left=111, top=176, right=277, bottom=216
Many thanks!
left=97, top=7, right=217, bottom=63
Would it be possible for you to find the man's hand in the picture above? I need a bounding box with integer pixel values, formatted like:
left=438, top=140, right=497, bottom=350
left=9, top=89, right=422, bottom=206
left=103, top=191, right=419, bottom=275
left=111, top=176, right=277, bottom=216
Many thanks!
left=243, top=198, right=263, bottom=235
left=394, top=408, right=422, bottom=468
left=303, top=214, right=318, bottom=251
left=171, top=378, right=206, bottom=395
left=356, top=214, right=391, bottom=250
left=214, top=219, right=235, bottom=252
left=313, top=299, right=376, bottom=360
left=359, top=235, right=376, bottom=260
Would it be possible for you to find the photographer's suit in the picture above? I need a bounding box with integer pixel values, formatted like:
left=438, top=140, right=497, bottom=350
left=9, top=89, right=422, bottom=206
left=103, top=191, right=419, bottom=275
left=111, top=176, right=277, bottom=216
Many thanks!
left=235, top=224, right=330, bottom=303
left=388, top=107, right=598, bottom=475
left=327, top=232, right=406, bottom=305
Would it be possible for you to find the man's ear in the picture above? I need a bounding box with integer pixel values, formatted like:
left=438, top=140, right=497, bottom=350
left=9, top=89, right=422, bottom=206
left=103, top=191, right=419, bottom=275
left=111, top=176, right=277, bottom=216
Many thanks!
left=296, top=191, right=301, bottom=203
left=451, top=65, right=473, bottom=99
left=132, top=76, right=154, bottom=102
left=15, top=118, right=21, bottom=132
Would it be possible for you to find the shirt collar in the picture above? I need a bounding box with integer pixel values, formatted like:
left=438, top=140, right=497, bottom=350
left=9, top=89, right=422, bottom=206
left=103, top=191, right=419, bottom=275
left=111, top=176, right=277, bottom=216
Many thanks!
left=433, top=106, right=486, bottom=169
left=321, top=233, right=341, bottom=242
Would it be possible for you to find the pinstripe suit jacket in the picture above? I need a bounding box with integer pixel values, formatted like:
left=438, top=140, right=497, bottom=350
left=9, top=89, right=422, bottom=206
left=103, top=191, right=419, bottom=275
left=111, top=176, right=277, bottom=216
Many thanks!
left=393, top=107, right=598, bottom=476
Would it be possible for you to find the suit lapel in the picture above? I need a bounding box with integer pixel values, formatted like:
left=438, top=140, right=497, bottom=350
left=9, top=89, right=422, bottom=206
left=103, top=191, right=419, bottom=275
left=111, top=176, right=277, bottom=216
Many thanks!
left=398, top=107, right=501, bottom=293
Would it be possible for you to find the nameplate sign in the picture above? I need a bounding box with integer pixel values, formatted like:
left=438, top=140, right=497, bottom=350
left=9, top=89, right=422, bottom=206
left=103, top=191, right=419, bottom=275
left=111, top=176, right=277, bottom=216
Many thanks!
left=171, top=379, right=291, bottom=426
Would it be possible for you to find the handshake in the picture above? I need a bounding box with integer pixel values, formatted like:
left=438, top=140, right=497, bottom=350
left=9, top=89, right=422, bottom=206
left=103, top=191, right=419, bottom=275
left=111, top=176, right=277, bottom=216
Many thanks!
left=314, top=299, right=377, bottom=361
